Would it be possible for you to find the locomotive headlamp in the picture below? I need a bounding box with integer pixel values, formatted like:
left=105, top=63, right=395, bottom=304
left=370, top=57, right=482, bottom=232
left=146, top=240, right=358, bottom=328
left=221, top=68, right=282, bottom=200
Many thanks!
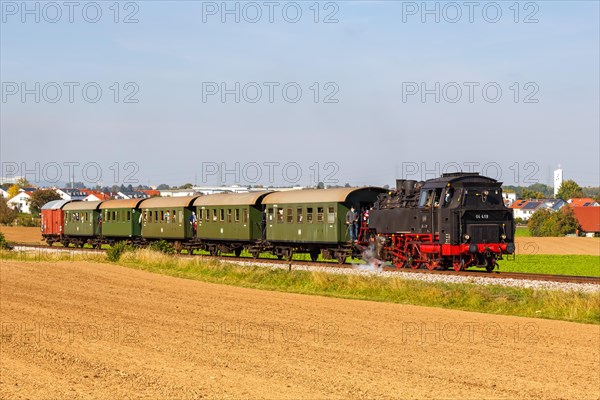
left=501, top=234, right=507, bottom=240
left=463, top=234, right=470, bottom=241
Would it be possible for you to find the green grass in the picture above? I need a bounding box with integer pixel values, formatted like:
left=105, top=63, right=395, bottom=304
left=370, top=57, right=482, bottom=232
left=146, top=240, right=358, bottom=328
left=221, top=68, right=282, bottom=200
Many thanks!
left=498, top=255, right=600, bottom=276
left=4, top=248, right=599, bottom=324
left=515, top=226, right=532, bottom=237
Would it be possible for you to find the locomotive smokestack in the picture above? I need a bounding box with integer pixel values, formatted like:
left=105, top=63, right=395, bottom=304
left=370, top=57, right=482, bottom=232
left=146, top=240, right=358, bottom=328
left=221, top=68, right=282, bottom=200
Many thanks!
left=396, top=179, right=406, bottom=192
left=404, top=180, right=417, bottom=193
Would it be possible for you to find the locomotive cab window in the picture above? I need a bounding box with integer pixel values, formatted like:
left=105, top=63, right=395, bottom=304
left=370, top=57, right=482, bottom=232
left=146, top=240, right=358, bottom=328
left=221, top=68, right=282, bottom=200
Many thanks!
left=419, top=191, right=428, bottom=207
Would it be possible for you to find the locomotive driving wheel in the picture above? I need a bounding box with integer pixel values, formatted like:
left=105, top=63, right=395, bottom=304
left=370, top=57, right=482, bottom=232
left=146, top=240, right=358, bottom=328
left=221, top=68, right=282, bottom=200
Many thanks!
left=452, top=258, right=465, bottom=271
left=426, top=259, right=440, bottom=271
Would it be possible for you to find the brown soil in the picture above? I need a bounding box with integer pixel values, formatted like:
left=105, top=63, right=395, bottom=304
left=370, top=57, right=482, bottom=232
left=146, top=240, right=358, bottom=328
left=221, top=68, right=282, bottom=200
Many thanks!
left=515, top=237, right=600, bottom=256
left=1, top=260, right=598, bottom=399
left=0, top=227, right=44, bottom=245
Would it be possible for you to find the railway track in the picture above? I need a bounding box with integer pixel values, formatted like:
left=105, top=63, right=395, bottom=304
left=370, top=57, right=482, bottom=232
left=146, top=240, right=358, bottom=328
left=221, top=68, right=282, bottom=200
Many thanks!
left=8, top=242, right=600, bottom=285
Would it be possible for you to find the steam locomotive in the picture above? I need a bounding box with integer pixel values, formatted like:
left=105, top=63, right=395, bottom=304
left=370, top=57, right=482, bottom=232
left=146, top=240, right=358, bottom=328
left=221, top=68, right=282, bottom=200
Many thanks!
left=367, top=172, right=515, bottom=271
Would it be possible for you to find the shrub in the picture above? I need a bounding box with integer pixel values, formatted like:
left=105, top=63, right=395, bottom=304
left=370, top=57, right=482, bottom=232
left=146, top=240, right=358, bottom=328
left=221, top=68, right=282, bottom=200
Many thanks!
left=148, top=240, right=175, bottom=254
left=107, top=241, right=133, bottom=262
left=0, top=232, right=12, bottom=250
left=16, top=214, right=40, bottom=227
left=528, top=207, right=579, bottom=237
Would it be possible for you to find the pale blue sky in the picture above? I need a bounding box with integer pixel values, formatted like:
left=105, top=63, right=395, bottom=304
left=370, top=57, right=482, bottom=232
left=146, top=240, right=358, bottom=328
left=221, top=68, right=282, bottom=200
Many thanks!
left=1, top=1, right=599, bottom=187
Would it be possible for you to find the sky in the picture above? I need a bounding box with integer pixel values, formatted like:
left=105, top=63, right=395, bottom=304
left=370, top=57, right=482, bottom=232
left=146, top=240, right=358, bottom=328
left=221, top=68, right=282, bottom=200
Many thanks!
left=1, top=0, right=599, bottom=189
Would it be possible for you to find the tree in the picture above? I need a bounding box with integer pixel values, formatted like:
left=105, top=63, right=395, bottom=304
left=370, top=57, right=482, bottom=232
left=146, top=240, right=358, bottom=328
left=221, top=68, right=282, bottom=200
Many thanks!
left=521, top=189, right=545, bottom=199
left=0, top=196, right=17, bottom=225
left=28, top=189, right=62, bottom=216
left=7, top=185, right=20, bottom=199
left=556, top=180, right=584, bottom=200
left=527, top=207, right=579, bottom=237
left=156, top=184, right=170, bottom=190
left=15, top=178, right=31, bottom=188
left=316, top=182, right=324, bottom=189
left=179, top=183, right=193, bottom=189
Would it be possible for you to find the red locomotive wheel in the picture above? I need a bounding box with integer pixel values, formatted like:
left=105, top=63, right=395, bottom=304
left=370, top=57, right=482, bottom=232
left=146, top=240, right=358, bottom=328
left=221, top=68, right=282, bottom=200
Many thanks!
left=426, top=260, right=439, bottom=270
left=452, top=259, right=465, bottom=271
left=393, top=256, right=404, bottom=269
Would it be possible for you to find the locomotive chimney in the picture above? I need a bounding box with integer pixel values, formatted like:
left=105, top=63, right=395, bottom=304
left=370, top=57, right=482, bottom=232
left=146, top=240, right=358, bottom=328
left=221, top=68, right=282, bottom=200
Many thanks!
left=404, top=180, right=417, bottom=193
left=396, top=179, right=406, bottom=192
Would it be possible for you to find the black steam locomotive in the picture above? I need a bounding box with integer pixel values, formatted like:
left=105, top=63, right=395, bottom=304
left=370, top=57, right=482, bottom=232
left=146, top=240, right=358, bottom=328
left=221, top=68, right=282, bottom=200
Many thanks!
left=366, top=172, right=515, bottom=271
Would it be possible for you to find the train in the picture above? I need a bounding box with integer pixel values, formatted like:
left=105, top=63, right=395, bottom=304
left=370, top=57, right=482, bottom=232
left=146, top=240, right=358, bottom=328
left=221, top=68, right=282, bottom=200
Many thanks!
left=41, top=172, right=515, bottom=271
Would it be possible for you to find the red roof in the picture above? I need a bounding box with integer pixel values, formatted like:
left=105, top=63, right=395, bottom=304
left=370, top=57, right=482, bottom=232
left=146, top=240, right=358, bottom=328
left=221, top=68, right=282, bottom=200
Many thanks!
left=85, top=191, right=111, bottom=201
left=573, top=206, right=600, bottom=233
left=139, top=189, right=160, bottom=197
left=569, top=198, right=599, bottom=207
left=510, top=200, right=525, bottom=209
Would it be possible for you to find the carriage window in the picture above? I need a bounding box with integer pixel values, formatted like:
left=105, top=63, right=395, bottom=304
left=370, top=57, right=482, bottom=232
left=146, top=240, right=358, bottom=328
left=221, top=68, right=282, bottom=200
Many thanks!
left=220, top=209, right=225, bottom=222
left=297, top=207, right=303, bottom=223
left=235, top=209, right=240, bottom=222
left=243, top=208, right=248, bottom=223
left=317, top=207, right=324, bottom=222
left=198, top=209, right=203, bottom=221
left=227, top=209, right=232, bottom=223
left=143, top=211, right=147, bottom=222
left=327, top=206, right=335, bottom=223
left=286, top=208, right=293, bottom=223
left=160, top=210, right=164, bottom=222
left=212, top=209, right=217, bottom=222
left=268, top=208, right=274, bottom=222
left=277, top=208, right=283, bottom=223
left=307, top=207, right=313, bottom=223
left=172, top=210, right=176, bottom=223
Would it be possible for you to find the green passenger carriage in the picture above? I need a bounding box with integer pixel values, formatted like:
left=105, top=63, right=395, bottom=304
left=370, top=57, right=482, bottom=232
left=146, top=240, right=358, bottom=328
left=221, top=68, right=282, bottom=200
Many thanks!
left=63, top=201, right=102, bottom=247
left=140, top=196, right=200, bottom=246
left=99, top=199, right=146, bottom=242
left=261, top=187, right=386, bottom=262
left=193, top=191, right=273, bottom=256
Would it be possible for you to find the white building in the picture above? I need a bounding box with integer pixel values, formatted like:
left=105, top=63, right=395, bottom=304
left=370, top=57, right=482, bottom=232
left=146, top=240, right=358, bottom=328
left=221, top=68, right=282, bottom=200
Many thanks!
left=0, top=188, right=8, bottom=199
left=55, top=188, right=87, bottom=201
left=7, top=190, right=33, bottom=213
left=553, top=167, right=563, bottom=197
